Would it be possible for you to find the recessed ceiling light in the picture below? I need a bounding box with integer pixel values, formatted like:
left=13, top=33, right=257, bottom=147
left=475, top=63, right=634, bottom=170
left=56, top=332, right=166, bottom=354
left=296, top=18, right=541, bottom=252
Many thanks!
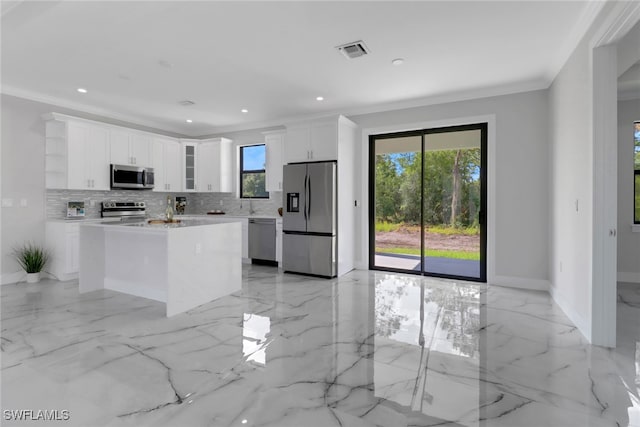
left=241, top=109, right=248, bottom=113
left=316, top=96, right=324, bottom=101
left=77, top=88, right=88, bottom=93
left=392, top=58, right=405, bottom=66
left=186, top=119, right=193, bottom=123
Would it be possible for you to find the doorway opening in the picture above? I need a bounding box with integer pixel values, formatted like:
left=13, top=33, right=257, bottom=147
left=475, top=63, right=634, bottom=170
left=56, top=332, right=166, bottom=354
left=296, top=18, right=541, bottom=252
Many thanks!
left=369, top=123, right=487, bottom=282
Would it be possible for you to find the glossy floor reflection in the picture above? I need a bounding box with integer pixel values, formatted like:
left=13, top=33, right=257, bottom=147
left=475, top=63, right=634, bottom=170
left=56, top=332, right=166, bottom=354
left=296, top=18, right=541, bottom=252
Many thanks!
left=1, top=266, right=638, bottom=426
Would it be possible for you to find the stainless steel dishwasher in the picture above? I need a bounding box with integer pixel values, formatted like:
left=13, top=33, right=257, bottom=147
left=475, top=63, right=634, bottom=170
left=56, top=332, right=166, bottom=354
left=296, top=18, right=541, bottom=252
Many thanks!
left=248, top=218, right=277, bottom=265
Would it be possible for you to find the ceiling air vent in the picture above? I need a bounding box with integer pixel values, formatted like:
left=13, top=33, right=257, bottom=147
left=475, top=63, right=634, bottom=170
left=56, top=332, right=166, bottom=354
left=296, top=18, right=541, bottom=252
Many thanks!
left=336, top=40, right=370, bottom=59
left=179, top=100, right=195, bottom=106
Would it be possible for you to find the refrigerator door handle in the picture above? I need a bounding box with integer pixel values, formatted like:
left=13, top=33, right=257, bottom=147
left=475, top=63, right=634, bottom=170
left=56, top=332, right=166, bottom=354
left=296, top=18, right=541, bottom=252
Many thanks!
left=303, top=174, right=308, bottom=221
left=307, top=176, right=311, bottom=219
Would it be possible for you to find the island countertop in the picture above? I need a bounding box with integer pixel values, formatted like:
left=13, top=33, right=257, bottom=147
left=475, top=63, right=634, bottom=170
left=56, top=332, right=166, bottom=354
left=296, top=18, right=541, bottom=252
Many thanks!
left=83, top=217, right=245, bottom=232
left=79, top=220, right=242, bottom=316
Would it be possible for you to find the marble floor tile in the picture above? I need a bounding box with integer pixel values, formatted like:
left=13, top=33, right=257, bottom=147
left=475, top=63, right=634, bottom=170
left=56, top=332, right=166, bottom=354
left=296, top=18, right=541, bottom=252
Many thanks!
left=1, top=267, right=638, bottom=426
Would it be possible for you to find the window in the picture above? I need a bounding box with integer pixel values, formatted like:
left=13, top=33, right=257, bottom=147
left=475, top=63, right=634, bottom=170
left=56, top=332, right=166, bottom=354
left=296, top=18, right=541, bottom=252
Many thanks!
left=635, top=122, right=640, bottom=224
left=240, top=144, right=268, bottom=199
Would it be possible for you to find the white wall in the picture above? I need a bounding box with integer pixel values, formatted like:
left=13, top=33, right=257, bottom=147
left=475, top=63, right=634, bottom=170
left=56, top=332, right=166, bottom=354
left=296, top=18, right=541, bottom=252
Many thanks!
left=548, top=31, right=594, bottom=337
left=617, top=99, right=640, bottom=283
left=0, top=94, right=184, bottom=283
left=349, top=90, right=550, bottom=288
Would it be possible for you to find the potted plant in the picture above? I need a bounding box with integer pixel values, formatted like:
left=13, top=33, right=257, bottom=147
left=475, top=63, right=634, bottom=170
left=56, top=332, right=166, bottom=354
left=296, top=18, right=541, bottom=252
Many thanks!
left=13, top=242, right=50, bottom=283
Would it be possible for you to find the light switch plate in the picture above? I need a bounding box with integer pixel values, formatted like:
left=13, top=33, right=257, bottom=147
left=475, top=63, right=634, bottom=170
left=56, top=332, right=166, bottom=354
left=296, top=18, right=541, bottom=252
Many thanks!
left=1, top=198, right=13, bottom=208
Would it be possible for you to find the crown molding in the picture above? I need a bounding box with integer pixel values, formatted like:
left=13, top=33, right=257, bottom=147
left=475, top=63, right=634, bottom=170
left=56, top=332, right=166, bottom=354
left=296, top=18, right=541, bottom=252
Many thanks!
left=208, top=78, right=550, bottom=134
left=4, top=76, right=549, bottom=137
left=1, top=85, right=189, bottom=137
left=545, top=0, right=608, bottom=83
left=618, top=89, right=640, bottom=101
left=591, top=0, right=640, bottom=47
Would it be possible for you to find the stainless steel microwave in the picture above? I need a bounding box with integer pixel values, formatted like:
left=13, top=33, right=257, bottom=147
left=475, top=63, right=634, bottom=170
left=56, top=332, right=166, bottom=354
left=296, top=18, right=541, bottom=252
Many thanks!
left=110, top=164, right=154, bottom=190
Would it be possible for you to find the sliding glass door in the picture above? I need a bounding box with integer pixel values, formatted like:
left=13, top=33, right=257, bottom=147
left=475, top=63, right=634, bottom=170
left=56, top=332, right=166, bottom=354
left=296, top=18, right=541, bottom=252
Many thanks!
left=370, top=123, right=486, bottom=282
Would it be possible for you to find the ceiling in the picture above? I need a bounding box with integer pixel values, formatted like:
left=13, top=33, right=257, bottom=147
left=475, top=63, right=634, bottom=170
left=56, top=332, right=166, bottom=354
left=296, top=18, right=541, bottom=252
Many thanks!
left=2, top=1, right=604, bottom=137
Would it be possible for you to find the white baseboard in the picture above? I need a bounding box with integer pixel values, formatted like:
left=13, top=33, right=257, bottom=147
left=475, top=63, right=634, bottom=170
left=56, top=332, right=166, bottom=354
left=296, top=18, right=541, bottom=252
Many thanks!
left=1, top=271, right=25, bottom=285
left=618, top=271, right=640, bottom=284
left=354, top=261, right=368, bottom=270
left=549, top=284, right=591, bottom=342
left=490, top=275, right=550, bottom=292
left=2, top=271, right=58, bottom=285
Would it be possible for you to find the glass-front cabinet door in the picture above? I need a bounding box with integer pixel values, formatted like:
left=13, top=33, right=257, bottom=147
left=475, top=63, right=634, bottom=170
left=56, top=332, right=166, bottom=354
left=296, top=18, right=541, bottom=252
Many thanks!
left=181, top=141, right=198, bottom=192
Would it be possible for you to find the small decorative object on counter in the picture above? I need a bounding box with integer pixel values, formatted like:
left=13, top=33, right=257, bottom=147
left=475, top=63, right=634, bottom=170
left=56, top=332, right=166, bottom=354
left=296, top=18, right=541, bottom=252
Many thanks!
left=175, top=196, right=187, bottom=215
left=277, top=207, right=283, bottom=216
left=66, top=201, right=85, bottom=218
left=13, top=242, right=50, bottom=283
left=165, top=196, right=174, bottom=221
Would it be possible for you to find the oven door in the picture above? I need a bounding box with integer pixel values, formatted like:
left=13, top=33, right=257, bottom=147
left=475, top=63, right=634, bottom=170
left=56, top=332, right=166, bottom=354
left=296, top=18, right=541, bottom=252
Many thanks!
left=111, top=164, right=145, bottom=189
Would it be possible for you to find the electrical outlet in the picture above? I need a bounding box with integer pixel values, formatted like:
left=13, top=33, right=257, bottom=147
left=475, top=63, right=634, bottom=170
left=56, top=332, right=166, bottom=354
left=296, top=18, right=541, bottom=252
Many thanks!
left=220, top=200, right=224, bottom=206
left=19, top=198, right=27, bottom=207
left=195, top=243, right=202, bottom=254
left=90, top=200, right=96, bottom=207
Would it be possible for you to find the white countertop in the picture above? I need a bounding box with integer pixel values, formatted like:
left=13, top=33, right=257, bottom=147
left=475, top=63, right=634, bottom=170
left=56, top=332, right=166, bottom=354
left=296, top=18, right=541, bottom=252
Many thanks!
left=48, top=214, right=282, bottom=223
left=85, top=218, right=244, bottom=232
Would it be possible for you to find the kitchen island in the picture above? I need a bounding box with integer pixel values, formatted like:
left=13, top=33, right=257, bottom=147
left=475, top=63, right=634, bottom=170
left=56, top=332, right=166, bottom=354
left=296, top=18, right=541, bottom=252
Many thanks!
left=79, top=219, right=242, bottom=316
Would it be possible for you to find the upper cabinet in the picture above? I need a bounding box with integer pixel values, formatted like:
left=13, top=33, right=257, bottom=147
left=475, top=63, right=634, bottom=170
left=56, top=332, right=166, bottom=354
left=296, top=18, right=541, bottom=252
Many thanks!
left=152, top=137, right=181, bottom=192
left=181, top=140, right=199, bottom=192
left=110, top=129, right=151, bottom=167
left=263, top=130, right=285, bottom=191
left=197, top=137, right=233, bottom=193
left=44, top=114, right=110, bottom=190
left=284, top=116, right=356, bottom=164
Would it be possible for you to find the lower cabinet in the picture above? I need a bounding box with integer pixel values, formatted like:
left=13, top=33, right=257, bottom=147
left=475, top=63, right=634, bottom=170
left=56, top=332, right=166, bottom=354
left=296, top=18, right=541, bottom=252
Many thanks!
left=46, top=221, right=81, bottom=281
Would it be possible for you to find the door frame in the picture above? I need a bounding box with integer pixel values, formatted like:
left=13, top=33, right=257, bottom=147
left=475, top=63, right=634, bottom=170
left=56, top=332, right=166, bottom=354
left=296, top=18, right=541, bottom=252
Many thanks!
left=368, top=122, right=488, bottom=282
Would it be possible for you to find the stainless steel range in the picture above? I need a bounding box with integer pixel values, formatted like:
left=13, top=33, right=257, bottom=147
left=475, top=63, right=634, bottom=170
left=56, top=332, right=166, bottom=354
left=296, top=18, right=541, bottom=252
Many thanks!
left=101, top=201, right=146, bottom=220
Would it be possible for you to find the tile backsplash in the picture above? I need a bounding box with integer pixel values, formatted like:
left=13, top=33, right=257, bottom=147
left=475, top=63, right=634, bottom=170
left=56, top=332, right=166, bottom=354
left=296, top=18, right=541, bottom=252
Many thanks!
left=46, top=190, right=283, bottom=219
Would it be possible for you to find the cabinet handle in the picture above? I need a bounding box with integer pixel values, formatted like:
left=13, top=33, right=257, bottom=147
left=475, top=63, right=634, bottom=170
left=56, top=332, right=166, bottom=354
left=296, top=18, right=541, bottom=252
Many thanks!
left=311, top=150, right=313, bottom=159
left=87, top=179, right=90, bottom=188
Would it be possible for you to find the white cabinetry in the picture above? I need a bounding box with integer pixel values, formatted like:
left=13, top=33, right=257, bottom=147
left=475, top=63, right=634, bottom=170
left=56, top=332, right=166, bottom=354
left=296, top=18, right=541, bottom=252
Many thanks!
left=197, top=137, right=233, bottom=192
left=110, top=129, right=151, bottom=166
left=264, top=130, right=285, bottom=191
left=284, top=117, right=349, bottom=164
left=181, top=140, right=199, bottom=192
left=285, top=115, right=359, bottom=276
left=44, top=114, right=110, bottom=190
left=152, top=137, right=182, bottom=192
left=46, top=221, right=80, bottom=281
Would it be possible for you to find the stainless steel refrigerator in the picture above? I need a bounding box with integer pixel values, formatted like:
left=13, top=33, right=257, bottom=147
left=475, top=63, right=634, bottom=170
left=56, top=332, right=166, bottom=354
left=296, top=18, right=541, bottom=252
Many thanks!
left=282, top=161, right=336, bottom=277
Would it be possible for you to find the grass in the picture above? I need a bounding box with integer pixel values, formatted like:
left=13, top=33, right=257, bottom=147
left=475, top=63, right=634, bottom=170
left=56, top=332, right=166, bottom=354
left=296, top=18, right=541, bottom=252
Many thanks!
left=375, top=221, right=401, bottom=232
left=376, top=247, right=480, bottom=261
left=426, top=225, right=479, bottom=236
left=375, top=221, right=479, bottom=236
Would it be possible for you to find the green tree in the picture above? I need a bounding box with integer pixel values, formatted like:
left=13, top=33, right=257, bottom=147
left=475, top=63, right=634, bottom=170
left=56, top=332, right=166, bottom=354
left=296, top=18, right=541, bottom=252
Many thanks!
left=375, top=155, right=402, bottom=221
